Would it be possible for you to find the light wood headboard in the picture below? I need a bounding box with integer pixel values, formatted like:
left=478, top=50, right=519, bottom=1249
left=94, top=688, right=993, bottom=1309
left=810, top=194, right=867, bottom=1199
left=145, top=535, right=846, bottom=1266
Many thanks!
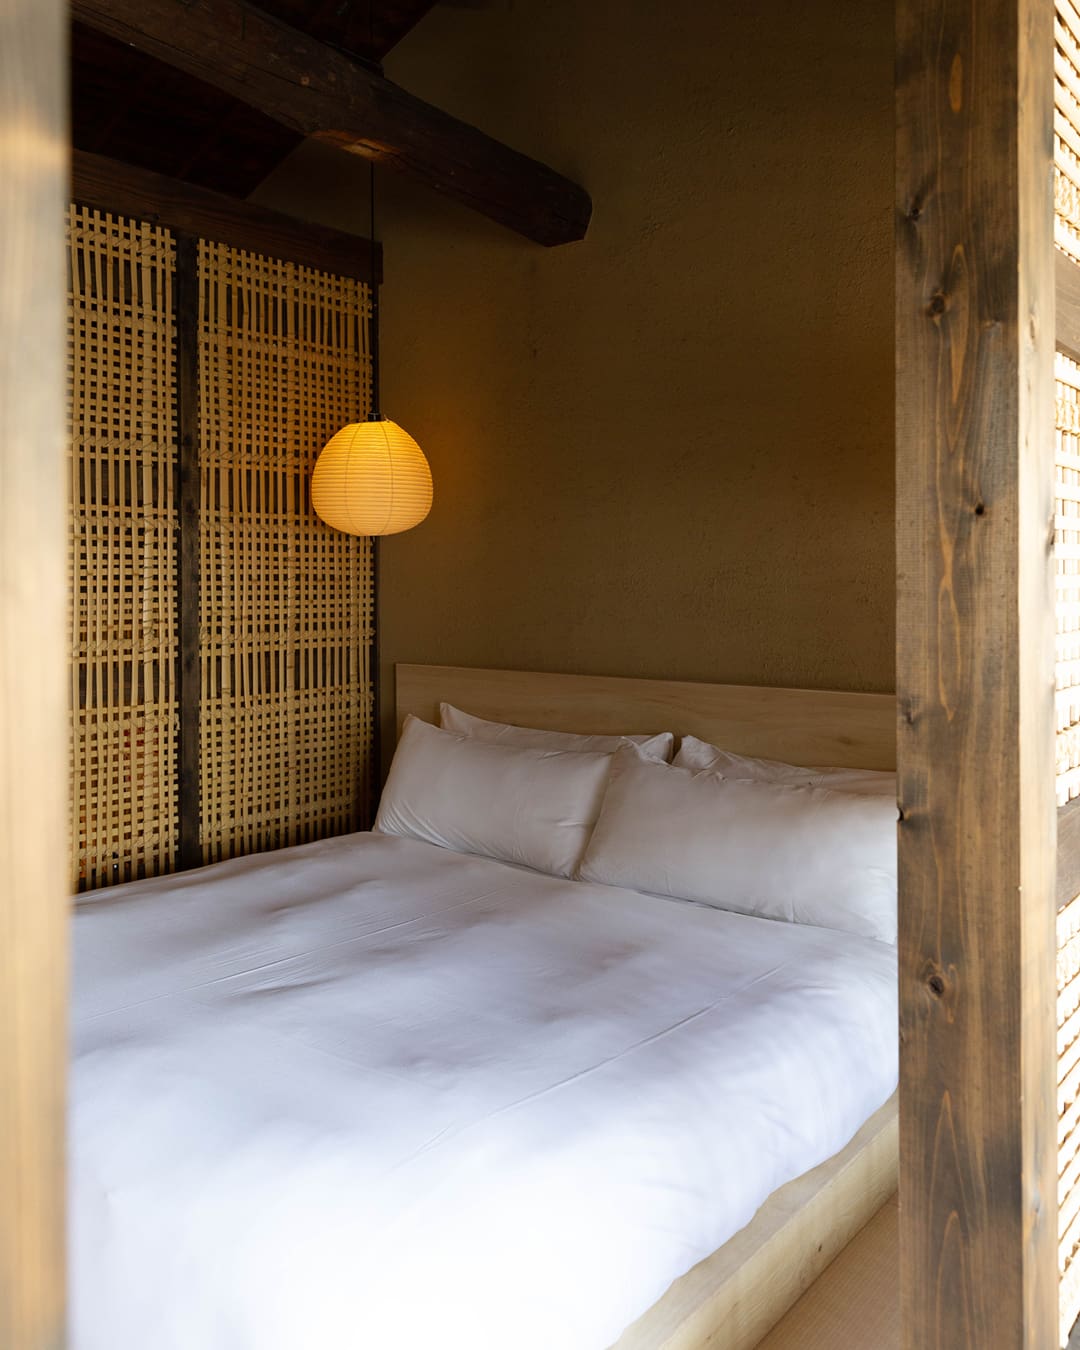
left=396, top=665, right=896, bottom=771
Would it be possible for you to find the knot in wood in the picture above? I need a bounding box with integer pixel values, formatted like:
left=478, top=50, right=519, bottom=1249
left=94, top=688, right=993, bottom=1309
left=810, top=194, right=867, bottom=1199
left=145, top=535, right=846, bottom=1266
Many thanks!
left=920, top=958, right=950, bottom=1003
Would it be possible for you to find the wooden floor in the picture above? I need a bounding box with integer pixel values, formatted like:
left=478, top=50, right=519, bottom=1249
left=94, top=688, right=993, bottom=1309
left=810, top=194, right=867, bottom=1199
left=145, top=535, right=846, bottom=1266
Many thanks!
left=755, top=1193, right=899, bottom=1350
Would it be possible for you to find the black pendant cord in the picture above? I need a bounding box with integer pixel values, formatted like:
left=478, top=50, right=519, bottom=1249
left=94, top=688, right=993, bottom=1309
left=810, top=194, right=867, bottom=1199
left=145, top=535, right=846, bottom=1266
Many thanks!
left=368, top=157, right=382, bottom=422
left=367, top=0, right=381, bottom=425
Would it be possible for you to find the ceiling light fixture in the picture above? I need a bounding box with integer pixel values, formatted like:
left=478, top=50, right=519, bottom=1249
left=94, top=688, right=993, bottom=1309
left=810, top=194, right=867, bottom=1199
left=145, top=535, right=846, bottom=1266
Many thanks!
left=311, top=157, right=432, bottom=536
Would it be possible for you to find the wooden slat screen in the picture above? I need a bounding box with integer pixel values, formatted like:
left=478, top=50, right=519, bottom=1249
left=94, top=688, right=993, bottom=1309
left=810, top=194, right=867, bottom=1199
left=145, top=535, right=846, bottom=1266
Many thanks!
left=1058, top=6, right=1080, bottom=817
left=68, top=205, right=179, bottom=889
left=1056, top=350, right=1080, bottom=809
left=1061, top=894, right=1080, bottom=1345
left=1057, top=2, right=1080, bottom=265
left=198, top=240, right=375, bottom=861
left=69, top=207, right=375, bottom=890
left=1057, top=8, right=1080, bottom=1340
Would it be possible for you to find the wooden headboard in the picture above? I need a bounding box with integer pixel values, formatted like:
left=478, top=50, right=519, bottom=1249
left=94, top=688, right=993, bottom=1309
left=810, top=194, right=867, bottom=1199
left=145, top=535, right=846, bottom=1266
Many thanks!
left=395, top=665, right=896, bottom=771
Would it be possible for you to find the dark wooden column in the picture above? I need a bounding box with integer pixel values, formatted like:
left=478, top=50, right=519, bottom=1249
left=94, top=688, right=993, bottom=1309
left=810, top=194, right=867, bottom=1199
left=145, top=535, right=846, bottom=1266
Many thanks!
left=895, top=0, right=1058, bottom=1346
left=0, top=0, right=69, bottom=1345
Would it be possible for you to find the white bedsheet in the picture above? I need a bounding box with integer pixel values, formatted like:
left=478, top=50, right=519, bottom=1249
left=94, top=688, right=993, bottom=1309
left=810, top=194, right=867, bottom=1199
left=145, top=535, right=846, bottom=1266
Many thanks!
left=70, top=831, right=897, bottom=1350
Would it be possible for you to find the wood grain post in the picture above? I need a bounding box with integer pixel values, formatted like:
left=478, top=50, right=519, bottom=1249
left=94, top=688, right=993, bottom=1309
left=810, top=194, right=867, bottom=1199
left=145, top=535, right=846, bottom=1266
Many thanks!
left=0, top=0, right=69, bottom=1346
left=896, top=0, right=1058, bottom=1346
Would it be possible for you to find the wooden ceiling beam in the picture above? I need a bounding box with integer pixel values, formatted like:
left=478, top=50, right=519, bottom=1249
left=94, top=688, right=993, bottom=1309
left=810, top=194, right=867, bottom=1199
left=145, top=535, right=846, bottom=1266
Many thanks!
left=71, top=0, right=592, bottom=247
left=251, top=0, right=440, bottom=63
left=72, top=149, right=383, bottom=283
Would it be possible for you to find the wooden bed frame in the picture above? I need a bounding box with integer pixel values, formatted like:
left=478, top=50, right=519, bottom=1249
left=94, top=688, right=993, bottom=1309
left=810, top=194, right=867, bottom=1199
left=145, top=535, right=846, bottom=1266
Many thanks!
left=396, top=664, right=897, bottom=772
left=395, top=663, right=898, bottom=1350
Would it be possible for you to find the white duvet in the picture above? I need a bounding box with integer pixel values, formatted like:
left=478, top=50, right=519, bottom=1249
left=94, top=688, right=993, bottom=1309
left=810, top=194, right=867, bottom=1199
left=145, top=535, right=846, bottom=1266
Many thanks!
left=71, top=831, right=897, bottom=1350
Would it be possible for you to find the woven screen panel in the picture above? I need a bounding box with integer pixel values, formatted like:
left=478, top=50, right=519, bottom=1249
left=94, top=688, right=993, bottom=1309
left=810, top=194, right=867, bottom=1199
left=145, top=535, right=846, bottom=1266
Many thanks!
left=198, top=240, right=374, bottom=863
left=68, top=205, right=179, bottom=890
left=1058, top=2, right=1080, bottom=263
left=1060, top=894, right=1080, bottom=1345
left=1057, top=351, right=1080, bottom=808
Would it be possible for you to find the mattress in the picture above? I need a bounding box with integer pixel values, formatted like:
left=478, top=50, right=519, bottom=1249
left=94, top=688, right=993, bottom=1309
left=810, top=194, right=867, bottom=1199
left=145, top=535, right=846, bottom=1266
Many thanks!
left=70, top=831, right=898, bottom=1350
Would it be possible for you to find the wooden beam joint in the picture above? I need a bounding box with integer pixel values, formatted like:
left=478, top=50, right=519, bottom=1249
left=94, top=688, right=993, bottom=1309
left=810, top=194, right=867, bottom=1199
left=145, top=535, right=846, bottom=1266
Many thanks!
left=71, top=0, right=592, bottom=246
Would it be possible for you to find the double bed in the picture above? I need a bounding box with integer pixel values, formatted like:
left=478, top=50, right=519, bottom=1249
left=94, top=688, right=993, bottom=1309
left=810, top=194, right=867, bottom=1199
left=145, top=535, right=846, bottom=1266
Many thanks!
left=70, top=665, right=899, bottom=1349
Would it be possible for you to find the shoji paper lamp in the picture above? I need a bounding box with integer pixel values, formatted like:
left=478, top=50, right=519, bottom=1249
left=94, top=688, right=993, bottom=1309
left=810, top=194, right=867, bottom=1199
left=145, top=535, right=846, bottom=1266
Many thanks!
left=312, top=417, right=432, bottom=536
left=312, top=163, right=432, bottom=537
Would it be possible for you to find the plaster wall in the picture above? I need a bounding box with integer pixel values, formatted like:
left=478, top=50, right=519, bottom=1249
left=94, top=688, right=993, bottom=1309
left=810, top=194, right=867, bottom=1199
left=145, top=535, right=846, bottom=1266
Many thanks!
left=253, top=0, right=895, bottom=760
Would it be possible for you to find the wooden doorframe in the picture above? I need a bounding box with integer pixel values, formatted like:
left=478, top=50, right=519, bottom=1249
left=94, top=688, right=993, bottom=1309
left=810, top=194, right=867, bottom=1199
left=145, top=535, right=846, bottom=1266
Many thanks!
left=895, top=0, right=1059, bottom=1345
left=0, top=1, right=69, bottom=1346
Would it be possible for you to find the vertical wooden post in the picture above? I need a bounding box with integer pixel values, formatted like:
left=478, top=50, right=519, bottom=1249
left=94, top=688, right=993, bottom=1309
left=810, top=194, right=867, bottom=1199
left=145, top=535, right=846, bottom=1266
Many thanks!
left=896, top=0, right=1058, bottom=1346
left=0, top=0, right=69, bottom=1346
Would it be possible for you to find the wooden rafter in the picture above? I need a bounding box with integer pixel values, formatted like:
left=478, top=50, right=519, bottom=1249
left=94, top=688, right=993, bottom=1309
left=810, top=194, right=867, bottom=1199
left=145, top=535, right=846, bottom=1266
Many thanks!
left=71, top=23, right=303, bottom=197
left=71, top=0, right=592, bottom=247
left=251, top=0, right=439, bottom=63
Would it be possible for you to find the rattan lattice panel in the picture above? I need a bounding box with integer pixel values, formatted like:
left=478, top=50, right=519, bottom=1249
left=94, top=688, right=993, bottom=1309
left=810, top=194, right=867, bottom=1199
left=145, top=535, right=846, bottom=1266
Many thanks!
left=198, top=240, right=374, bottom=863
left=1058, top=2, right=1080, bottom=263
left=1061, top=893, right=1080, bottom=1344
left=1058, top=351, right=1080, bottom=807
left=68, top=205, right=178, bottom=890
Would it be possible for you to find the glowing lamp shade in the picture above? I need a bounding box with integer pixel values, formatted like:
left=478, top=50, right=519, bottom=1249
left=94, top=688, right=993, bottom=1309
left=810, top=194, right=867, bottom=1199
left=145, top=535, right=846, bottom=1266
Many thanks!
left=311, top=418, right=433, bottom=537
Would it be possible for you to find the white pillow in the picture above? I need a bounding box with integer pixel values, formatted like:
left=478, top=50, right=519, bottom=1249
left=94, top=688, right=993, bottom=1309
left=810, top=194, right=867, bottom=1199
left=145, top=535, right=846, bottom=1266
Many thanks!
left=440, top=702, right=674, bottom=761
left=674, top=734, right=896, bottom=797
left=577, top=744, right=897, bottom=942
left=376, top=715, right=612, bottom=877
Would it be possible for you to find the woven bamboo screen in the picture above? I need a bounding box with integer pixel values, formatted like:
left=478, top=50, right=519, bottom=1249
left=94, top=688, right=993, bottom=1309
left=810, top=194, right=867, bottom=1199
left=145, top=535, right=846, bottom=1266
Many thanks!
left=1059, top=2, right=1080, bottom=265
left=69, top=206, right=374, bottom=891
left=68, top=205, right=179, bottom=890
left=1056, top=351, right=1080, bottom=810
left=1056, top=10, right=1080, bottom=1342
left=1058, top=6, right=1080, bottom=819
left=1060, top=895, right=1080, bottom=1347
left=198, top=241, right=374, bottom=862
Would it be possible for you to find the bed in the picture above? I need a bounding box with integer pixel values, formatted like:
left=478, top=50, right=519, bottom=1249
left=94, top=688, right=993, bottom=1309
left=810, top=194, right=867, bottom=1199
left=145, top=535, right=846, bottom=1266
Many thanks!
left=69, top=664, right=898, bottom=1350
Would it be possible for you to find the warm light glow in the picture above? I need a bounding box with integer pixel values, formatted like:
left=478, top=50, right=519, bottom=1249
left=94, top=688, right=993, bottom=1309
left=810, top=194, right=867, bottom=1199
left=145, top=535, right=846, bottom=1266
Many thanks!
left=311, top=418, right=433, bottom=536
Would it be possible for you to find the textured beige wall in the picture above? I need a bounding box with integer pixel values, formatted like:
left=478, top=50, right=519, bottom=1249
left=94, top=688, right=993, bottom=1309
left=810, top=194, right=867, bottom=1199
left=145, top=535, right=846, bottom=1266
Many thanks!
left=253, top=0, right=895, bottom=761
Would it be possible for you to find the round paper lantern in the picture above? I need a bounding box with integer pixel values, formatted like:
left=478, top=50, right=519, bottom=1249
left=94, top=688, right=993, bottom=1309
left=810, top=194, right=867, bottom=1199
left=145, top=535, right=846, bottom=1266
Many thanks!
left=311, top=418, right=433, bottom=536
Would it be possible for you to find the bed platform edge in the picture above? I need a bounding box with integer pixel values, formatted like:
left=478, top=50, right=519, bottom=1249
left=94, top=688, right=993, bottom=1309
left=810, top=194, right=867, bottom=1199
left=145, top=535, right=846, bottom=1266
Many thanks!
left=608, top=1092, right=899, bottom=1350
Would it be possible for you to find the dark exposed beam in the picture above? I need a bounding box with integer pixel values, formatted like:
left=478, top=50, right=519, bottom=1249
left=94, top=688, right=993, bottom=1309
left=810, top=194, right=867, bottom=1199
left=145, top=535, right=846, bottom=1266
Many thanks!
left=72, top=22, right=302, bottom=197
left=72, top=150, right=382, bottom=284
left=251, top=0, right=438, bottom=63
left=71, top=0, right=592, bottom=246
